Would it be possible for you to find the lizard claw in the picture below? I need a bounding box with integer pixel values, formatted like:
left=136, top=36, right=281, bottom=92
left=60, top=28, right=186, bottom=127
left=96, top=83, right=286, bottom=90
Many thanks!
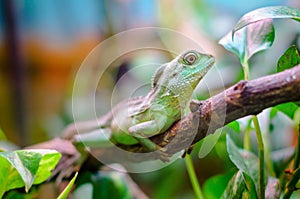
left=181, top=145, right=194, bottom=158
left=154, top=146, right=171, bottom=162
left=189, top=100, right=201, bottom=113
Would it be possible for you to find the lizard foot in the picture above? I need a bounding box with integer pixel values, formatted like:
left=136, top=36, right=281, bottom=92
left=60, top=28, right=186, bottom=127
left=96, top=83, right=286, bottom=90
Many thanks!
left=189, top=100, right=201, bottom=113
left=154, top=147, right=171, bottom=162
left=181, top=145, right=194, bottom=158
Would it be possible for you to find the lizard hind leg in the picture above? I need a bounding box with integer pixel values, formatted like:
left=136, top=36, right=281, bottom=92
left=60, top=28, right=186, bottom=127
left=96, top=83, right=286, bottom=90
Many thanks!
left=134, top=136, right=170, bottom=162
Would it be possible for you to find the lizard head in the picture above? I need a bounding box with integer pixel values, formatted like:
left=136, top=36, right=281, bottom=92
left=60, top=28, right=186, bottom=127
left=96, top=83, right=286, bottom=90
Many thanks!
left=177, top=50, right=215, bottom=87
left=153, top=50, right=215, bottom=96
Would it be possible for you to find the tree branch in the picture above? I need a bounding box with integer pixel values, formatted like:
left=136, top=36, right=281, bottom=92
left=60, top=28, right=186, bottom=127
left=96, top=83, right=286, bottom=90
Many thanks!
left=121, top=64, right=300, bottom=155
left=27, top=65, right=300, bottom=169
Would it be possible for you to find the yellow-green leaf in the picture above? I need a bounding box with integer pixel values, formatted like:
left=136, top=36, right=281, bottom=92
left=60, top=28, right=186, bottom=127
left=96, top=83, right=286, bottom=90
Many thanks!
left=58, top=172, right=78, bottom=199
left=0, top=149, right=61, bottom=197
left=277, top=45, right=300, bottom=72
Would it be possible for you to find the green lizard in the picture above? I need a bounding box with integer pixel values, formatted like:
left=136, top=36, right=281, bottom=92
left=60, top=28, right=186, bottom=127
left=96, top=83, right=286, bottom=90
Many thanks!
left=63, top=50, right=215, bottom=160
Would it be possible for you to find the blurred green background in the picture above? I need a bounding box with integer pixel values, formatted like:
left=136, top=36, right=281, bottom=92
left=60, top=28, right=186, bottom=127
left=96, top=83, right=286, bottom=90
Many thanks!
left=0, top=0, right=300, bottom=198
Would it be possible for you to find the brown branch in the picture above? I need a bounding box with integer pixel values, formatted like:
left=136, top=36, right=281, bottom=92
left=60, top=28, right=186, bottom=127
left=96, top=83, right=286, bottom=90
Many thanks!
left=121, top=64, right=300, bottom=156
left=27, top=65, right=300, bottom=170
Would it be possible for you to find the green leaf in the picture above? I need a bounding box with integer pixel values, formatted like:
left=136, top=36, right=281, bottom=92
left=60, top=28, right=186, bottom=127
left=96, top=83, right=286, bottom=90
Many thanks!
left=219, top=19, right=274, bottom=65
left=227, top=121, right=241, bottom=133
left=32, top=150, right=61, bottom=184
left=0, top=149, right=61, bottom=197
left=226, top=135, right=263, bottom=197
left=277, top=45, right=300, bottom=72
left=92, top=171, right=133, bottom=199
left=275, top=102, right=299, bottom=119
left=233, top=6, right=300, bottom=34
left=58, top=172, right=78, bottom=199
left=243, top=173, right=259, bottom=199
left=294, top=107, right=300, bottom=124
left=270, top=108, right=278, bottom=119
left=203, top=171, right=234, bottom=199
left=3, top=187, right=39, bottom=199
left=221, top=170, right=250, bottom=199
left=296, top=179, right=300, bottom=191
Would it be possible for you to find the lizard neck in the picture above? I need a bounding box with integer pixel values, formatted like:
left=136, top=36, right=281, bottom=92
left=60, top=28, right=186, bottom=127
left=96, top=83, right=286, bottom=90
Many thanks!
left=146, top=84, right=193, bottom=111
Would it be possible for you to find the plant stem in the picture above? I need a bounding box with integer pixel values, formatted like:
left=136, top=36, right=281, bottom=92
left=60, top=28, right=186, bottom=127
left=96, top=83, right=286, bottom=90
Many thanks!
left=243, top=126, right=251, bottom=150
left=242, top=61, right=251, bottom=151
left=252, top=116, right=265, bottom=199
left=263, top=125, right=276, bottom=177
left=185, top=154, right=204, bottom=199
left=283, top=167, right=300, bottom=199
left=243, top=61, right=250, bottom=81
left=243, top=61, right=265, bottom=198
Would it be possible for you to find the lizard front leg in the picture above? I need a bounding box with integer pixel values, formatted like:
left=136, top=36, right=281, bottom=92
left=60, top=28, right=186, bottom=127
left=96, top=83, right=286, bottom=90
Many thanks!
left=128, top=120, right=161, bottom=151
left=128, top=120, right=170, bottom=162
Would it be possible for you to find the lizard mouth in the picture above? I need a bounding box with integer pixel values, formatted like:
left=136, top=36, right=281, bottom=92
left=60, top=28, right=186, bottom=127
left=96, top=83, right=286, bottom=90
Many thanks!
left=184, top=54, right=215, bottom=80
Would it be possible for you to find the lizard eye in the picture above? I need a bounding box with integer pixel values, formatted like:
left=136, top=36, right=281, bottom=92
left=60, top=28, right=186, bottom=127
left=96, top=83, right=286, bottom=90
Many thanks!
left=183, top=52, right=198, bottom=65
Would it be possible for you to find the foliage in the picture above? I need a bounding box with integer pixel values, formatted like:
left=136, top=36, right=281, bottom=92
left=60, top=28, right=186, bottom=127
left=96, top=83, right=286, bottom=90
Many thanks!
left=73, top=170, right=133, bottom=199
left=219, top=19, right=274, bottom=67
left=216, top=5, right=300, bottom=199
left=277, top=45, right=300, bottom=72
left=226, top=135, right=261, bottom=197
left=232, top=6, right=300, bottom=33
left=0, top=148, right=61, bottom=198
left=57, top=172, right=78, bottom=199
